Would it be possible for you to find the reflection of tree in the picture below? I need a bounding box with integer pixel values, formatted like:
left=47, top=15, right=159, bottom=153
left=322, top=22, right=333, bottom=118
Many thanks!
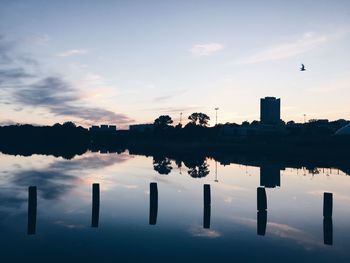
left=153, top=156, right=173, bottom=175
left=184, top=157, right=210, bottom=178
left=308, top=167, right=320, bottom=175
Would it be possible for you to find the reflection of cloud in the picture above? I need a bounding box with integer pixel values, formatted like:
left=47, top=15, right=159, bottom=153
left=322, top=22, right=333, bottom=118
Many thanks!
left=230, top=216, right=322, bottom=250
left=0, top=191, right=26, bottom=209
left=51, top=152, right=132, bottom=171
left=12, top=170, right=77, bottom=200
left=188, top=225, right=221, bottom=238
left=119, top=184, right=138, bottom=189
left=5, top=153, right=131, bottom=203
left=224, top=197, right=233, bottom=203
left=308, top=190, right=350, bottom=201
left=54, top=220, right=86, bottom=229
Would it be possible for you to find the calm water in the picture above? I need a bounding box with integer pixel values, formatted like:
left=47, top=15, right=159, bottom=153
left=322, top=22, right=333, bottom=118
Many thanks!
left=0, top=151, right=350, bottom=262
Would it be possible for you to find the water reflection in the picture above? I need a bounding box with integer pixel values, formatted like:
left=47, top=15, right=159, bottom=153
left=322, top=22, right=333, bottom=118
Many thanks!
left=257, top=211, right=267, bottom=236
left=323, top=192, right=333, bottom=245
left=153, top=157, right=172, bottom=175
left=186, top=158, right=210, bottom=178
left=91, top=183, right=100, bottom=228
left=1, top=151, right=350, bottom=262
left=27, top=186, right=37, bottom=235
left=257, top=187, right=267, bottom=236
left=149, top=182, right=158, bottom=225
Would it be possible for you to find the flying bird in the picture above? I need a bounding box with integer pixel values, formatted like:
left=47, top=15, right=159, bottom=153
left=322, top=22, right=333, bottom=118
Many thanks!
left=300, top=64, right=306, bottom=71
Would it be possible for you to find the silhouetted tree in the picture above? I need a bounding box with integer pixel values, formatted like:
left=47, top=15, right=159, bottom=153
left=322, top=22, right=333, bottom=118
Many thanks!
left=63, top=121, right=76, bottom=128
left=188, top=112, right=210, bottom=127
left=154, top=115, right=173, bottom=129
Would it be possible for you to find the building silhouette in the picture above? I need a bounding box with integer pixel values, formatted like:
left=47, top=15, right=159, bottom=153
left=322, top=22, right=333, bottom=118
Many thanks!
left=260, top=97, right=281, bottom=125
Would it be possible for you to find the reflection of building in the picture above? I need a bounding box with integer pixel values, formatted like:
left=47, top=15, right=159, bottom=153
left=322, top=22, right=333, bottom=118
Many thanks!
left=260, top=165, right=281, bottom=188
left=129, top=124, right=154, bottom=132
left=260, top=97, right=281, bottom=125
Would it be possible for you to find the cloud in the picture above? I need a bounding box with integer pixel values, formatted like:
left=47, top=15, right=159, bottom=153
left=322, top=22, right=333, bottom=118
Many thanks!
left=152, top=89, right=188, bottom=103
left=31, top=34, right=50, bottom=45
left=58, top=49, right=88, bottom=57
left=148, top=106, right=201, bottom=114
left=12, top=77, right=133, bottom=124
left=190, top=43, right=224, bottom=57
left=239, top=31, right=342, bottom=64
left=0, top=35, right=133, bottom=125
left=0, top=68, right=34, bottom=84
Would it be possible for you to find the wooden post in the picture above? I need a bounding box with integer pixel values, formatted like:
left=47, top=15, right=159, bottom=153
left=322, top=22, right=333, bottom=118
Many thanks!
left=203, top=184, right=211, bottom=229
left=149, top=182, right=158, bottom=225
left=91, top=183, right=100, bottom=228
left=323, top=192, right=333, bottom=245
left=27, top=186, right=37, bottom=235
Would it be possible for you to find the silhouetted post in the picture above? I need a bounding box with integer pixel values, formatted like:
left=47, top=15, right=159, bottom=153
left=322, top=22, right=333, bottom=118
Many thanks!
left=323, top=192, right=333, bottom=218
left=257, top=210, right=267, bottom=236
left=149, top=182, right=158, bottom=225
left=27, top=186, right=37, bottom=235
left=203, top=184, right=211, bottom=229
left=323, top=192, right=333, bottom=245
left=91, top=183, right=100, bottom=228
left=257, top=187, right=267, bottom=211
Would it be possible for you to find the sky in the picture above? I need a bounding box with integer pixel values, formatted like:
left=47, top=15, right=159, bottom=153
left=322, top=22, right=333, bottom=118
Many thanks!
left=0, top=0, right=350, bottom=128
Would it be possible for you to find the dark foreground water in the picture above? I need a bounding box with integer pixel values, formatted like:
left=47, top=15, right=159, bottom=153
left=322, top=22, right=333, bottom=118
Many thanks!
left=0, top=151, right=350, bottom=262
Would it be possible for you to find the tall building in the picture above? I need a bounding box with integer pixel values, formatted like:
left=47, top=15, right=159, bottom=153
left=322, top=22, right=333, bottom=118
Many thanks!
left=260, top=97, right=281, bottom=125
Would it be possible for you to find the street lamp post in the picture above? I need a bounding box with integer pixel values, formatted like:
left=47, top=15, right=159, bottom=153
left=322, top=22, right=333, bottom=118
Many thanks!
left=215, top=107, right=219, bottom=126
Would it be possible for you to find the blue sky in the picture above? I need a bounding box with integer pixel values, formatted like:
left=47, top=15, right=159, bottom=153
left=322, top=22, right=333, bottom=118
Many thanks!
left=0, top=0, right=350, bottom=127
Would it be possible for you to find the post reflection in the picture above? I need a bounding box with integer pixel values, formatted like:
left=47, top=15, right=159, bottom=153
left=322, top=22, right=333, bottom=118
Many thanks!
left=257, top=210, right=267, bottom=236
left=323, top=192, right=333, bottom=245
left=149, top=182, right=158, bottom=225
left=203, top=184, right=211, bottom=229
left=257, top=187, right=267, bottom=236
left=27, top=186, right=37, bottom=235
left=91, top=183, right=100, bottom=228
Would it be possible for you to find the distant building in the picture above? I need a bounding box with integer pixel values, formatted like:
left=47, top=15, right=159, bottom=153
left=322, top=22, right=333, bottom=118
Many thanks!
left=129, top=124, right=154, bottom=132
left=89, top=125, right=117, bottom=133
left=260, top=97, right=281, bottom=125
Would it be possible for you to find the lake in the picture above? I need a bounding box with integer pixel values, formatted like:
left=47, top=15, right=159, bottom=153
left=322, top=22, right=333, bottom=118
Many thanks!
left=0, top=151, right=350, bottom=262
